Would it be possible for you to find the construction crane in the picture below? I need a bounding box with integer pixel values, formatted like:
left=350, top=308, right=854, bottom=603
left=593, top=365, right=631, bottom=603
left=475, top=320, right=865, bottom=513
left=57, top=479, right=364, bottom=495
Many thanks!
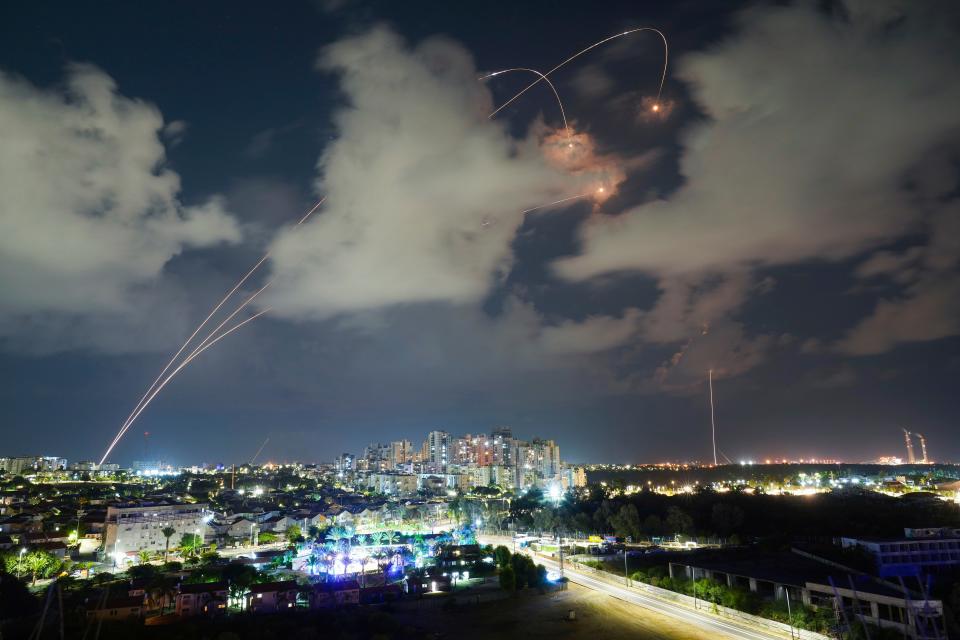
left=903, top=428, right=916, bottom=464
left=915, top=433, right=929, bottom=464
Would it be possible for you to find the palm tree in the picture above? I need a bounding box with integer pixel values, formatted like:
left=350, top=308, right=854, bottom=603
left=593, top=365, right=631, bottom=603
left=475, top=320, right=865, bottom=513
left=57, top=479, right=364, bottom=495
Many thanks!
left=24, top=550, right=51, bottom=586
left=374, top=550, right=389, bottom=576
left=161, top=526, right=176, bottom=563
left=327, top=525, right=345, bottom=545
left=369, top=530, right=383, bottom=549
left=137, top=550, right=151, bottom=566
left=147, top=575, right=177, bottom=613
left=389, top=530, right=400, bottom=545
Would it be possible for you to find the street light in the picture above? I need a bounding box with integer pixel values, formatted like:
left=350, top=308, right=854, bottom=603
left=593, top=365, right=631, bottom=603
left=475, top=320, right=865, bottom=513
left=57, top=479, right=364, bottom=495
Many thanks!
left=18, top=547, right=27, bottom=579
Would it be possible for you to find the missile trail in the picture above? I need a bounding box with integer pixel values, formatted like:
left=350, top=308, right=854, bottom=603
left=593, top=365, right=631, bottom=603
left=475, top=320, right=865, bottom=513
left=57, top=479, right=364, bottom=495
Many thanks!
left=250, top=437, right=270, bottom=465
left=521, top=192, right=590, bottom=214
left=104, top=309, right=271, bottom=462
left=709, top=369, right=718, bottom=467
left=99, top=198, right=324, bottom=465
left=481, top=67, right=570, bottom=139
left=489, top=27, right=669, bottom=120
left=100, top=281, right=275, bottom=459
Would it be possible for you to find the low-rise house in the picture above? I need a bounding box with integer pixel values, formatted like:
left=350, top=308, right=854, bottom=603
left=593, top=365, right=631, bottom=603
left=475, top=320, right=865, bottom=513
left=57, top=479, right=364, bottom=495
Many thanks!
left=0, top=513, right=43, bottom=534
left=309, top=580, right=361, bottom=608
left=224, top=517, right=259, bottom=541
left=331, top=580, right=360, bottom=606
left=247, top=580, right=299, bottom=613
left=175, top=582, right=228, bottom=617
left=360, top=583, right=402, bottom=604
left=86, top=596, right=144, bottom=622
left=406, top=573, right=452, bottom=594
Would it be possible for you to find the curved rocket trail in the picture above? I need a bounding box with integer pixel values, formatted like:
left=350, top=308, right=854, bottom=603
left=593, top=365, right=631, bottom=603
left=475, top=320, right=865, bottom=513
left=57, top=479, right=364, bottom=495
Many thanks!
left=110, top=309, right=272, bottom=455
left=100, top=281, right=275, bottom=461
left=481, top=67, right=570, bottom=139
left=99, top=199, right=324, bottom=465
left=489, top=27, right=669, bottom=121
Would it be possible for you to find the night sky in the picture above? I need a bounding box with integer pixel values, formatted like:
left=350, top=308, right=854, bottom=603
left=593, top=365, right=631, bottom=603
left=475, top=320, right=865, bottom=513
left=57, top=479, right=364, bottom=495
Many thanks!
left=2, top=1, right=958, bottom=465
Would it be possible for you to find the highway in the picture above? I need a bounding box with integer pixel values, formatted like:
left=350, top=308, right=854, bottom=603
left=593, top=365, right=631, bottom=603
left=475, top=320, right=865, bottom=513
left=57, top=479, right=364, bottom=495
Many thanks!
left=480, top=535, right=798, bottom=640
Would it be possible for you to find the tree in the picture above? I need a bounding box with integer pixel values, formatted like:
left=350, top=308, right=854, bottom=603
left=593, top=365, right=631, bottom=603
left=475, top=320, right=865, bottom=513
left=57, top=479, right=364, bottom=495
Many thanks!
left=147, top=574, right=177, bottom=613
left=285, top=524, right=303, bottom=545
left=24, top=550, right=52, bottom=586
left=493, top=545, right=512, bottom=568
left=137, top=550, right=151, bottom=565
left=609, top=504, right=642, bottom=540
left=222, top=563, right=260, bottom=609
left=179, top=532, right=203, bottom=558
left=258, top=531, right=278, bottom=545
left=641, top=514, right=664, bottom=536
left=532, top=508, right=558, bottom=533
left=665, top=507, right=694, bottom=536
left=161, top=561, right=183, bottom=573
left=711, top=503, right=745, bottom=537
left=498, top=565, right=516, bottom=592
left=161, top=526, right=176, bottom=563
left=127, top=563, right=159, bottom=581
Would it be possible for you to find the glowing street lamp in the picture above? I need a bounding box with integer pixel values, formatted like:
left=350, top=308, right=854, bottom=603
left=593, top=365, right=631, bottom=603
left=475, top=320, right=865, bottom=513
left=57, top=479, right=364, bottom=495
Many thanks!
left=18, top=547, right=27, bottom=579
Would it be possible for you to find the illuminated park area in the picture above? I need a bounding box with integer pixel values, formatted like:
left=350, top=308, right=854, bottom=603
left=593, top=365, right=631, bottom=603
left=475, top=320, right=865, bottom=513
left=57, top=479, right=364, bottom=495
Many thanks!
left=290, top=524, right=485, bottom=587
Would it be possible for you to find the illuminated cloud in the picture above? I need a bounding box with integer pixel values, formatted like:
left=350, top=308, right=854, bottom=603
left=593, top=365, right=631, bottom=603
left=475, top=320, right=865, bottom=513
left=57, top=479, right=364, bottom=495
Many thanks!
left=266, top=27, right=605, bottom=318
left=0, top=64, right=241, bottom=352
left=554, top=2, right=960, bottom=358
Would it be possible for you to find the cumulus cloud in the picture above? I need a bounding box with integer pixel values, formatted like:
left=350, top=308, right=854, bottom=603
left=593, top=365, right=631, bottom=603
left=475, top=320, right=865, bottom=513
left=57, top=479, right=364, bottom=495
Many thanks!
left=652, top=322, right=783, bottom=392
left=538, top=309, right=642, bottom=355
left=265, top=27, right=608, bottom=318
left=839, top=202, right=960, bottom=355
left=553, top=2, right=960, bottom=357
left=0, top=64, right=241, bottom=351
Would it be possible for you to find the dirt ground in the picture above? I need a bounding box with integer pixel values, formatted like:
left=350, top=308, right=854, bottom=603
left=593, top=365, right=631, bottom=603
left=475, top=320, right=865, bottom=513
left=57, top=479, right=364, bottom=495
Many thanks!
left=392, top=582, right=742, bottom=640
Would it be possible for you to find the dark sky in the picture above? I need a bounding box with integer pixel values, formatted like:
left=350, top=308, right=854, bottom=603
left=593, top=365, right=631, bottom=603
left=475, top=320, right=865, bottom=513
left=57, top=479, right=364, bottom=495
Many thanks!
left=1, top=1, right=958, bottom=466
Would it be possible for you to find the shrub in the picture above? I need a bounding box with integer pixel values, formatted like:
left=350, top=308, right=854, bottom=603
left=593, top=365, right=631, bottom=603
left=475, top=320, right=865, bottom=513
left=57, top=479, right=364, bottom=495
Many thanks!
left=499, top=565, right=516, bottom=592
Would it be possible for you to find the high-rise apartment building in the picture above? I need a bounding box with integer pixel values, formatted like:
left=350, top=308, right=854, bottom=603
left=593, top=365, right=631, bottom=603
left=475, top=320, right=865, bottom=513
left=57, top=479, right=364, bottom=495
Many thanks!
left=389, top=440, right=413, bottom=468
left=426, top=430, right=449, bottom=469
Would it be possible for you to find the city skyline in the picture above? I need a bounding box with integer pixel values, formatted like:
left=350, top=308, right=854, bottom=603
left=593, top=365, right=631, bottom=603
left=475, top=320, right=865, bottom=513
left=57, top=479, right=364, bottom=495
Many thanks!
left=2, top=1, right=960, bottom=465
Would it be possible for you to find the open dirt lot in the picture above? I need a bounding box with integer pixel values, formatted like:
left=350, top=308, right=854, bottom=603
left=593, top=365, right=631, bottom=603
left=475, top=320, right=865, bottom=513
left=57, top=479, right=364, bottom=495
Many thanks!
left=393, top=582, right=742, bottom=640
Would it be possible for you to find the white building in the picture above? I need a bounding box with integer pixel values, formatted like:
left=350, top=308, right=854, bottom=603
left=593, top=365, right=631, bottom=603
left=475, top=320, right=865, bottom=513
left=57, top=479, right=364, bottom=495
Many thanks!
left=0, top=456, right=67, bottom=474
left=103, top=502, right=209, bottom=566
left=426, top=430, right=449, bottom=469
left=367, top=472, right=418, bottom=496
